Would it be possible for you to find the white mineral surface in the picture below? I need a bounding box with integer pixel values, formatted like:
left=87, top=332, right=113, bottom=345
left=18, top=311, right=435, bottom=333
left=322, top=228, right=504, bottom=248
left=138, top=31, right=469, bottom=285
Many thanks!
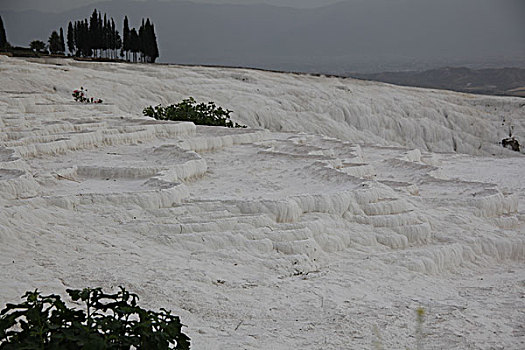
left=0, top=56, right=524, bottom=349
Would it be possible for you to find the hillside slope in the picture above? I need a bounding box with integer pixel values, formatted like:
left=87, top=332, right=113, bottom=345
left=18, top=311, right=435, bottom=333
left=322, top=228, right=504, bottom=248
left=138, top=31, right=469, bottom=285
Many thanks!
left=4, top=56, right=524, bottom=156
left=350, top=67, right=525, bottom=98
left=0, top=57, right=524, bottom=349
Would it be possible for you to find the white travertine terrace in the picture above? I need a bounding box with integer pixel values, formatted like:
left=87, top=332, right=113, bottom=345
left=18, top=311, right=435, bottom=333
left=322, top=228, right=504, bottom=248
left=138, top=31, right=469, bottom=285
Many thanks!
left=0, top=56, right=523, bottom=349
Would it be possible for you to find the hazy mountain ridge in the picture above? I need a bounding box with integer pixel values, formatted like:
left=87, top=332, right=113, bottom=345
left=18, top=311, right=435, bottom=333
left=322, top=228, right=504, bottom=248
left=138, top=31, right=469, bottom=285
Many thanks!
left=349, top=67, right=525, bottom=97
left=1, top=0, right=524, bottom=73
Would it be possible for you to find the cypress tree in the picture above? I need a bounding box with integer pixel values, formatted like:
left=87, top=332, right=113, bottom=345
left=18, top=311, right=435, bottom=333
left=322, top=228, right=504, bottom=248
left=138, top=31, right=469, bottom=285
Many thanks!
left=0, top=15, right=9, bottom=49
left=79, top=20, right=85, bottom=56
left=84, top=19, right=92, bottom=57
left=67, top=21, right=75, bottom=55
left=110, top=18, right=115, bottom=59
left=113, top=17, right=122, bottom=61
left=103, top=14, right=109, bottom=58
left=115, top=29, right=122, bottom=59
left=73, top=21, right=79, bottom=55
left=142, top=19, right=152, bottom=63
left=149, top=21, right=159, bottom=63
left=78, top=19, right=88, bottom=57
left=97, top=10, right=103, bottom=57
left=97, top=11, right=103, bottom=57
left=48, top=31, right=61, bottom=54
left=89, top=9, right=98, bottom=57
left=123, top=16, right=130, bottom=61
left=110, top=18, right=121, bottom=59
left=142, top=19, right=158, bottom=63
left=129, top=28, right=139, bottom=62
left=98, top=11, right=104, bottom=57
left=74, top=21, right=82, bottom=56
left=75, top=21, right=80, bottom=56
left=59, top=27, right=65, bottom=54
left=138, top=19, right=145, bottom=62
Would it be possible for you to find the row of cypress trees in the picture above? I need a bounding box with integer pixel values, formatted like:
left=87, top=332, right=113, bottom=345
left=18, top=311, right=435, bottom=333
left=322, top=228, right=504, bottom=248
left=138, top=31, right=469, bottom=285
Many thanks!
left=122, top=17, right=159, bottom=63
left=1, top=11, right=159, bottom=63
left=57, top=10, right=158, bottom=63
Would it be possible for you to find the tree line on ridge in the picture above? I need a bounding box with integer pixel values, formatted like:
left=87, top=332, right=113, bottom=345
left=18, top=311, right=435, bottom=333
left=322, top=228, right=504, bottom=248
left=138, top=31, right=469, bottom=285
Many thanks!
left=0, top=10, right=159, bottom=63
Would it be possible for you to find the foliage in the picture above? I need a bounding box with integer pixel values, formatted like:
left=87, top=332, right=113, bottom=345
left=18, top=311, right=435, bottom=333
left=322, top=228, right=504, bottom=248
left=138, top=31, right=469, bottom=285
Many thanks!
left=0, top=15, right=10, bottom=50
left=63, top=9, right=157, bottom=62
left=0, top=287, right=190, bottom=349
left=67, top=22, right=75, bottom=54
left=129, top=29, right=139, bottom=61
left=48, top=30, right=62, bottom=54
left=30, top=40, right=46, bottom=53
left=59, top=28, right=66, bottom=54
left=122, top=16, right=130, bottom=60
left=73, top=87, right=103, bottom=104
left=136, top=19, right=159, bottom=63
left=143, top=97, right=247, bottom=128
left=66, top=10, right=122, bottom=60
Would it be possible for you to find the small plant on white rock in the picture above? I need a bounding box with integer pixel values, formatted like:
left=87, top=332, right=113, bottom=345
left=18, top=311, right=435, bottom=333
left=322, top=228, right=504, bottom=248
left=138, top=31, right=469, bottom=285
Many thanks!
left=72, top=87, right=103, bottom=104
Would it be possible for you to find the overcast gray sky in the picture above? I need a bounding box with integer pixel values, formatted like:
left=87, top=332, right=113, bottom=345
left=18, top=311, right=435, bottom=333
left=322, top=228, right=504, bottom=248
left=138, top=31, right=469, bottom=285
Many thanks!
left=1, top=0, right=524, bottom=72
left=0, top=0, right=344, bottom=12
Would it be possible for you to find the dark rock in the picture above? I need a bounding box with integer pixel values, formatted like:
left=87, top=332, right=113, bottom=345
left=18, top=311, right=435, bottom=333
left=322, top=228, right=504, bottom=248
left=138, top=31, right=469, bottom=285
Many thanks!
left=502, top=138, right=520, bottom=152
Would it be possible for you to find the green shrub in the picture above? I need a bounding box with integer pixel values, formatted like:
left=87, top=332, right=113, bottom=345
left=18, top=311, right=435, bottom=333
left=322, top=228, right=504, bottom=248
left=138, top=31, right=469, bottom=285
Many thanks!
left=0, top=287, right=190, bottom=349
left=73, top=87, right=103, bottom=104
left=143, top=97, right=246, bottom=128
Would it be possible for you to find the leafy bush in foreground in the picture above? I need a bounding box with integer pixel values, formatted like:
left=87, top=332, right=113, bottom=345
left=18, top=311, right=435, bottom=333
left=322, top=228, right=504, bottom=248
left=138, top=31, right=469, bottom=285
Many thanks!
left=0, top=287, right=190, bottom=349
left=143, top=97, right=246, bottom=128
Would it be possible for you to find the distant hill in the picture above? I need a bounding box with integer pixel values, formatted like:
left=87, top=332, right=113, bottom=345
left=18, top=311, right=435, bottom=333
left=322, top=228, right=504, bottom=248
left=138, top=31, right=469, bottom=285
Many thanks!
left=349, top=67, right=525, bottom=97
left=1, top=0, right=524, bottom=73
